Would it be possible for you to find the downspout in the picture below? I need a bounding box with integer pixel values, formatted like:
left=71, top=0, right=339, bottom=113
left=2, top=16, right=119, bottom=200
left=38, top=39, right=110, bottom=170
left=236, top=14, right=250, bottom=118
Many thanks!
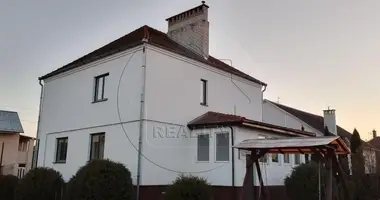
left=262, top=85, right=267, bottom=93
left=261, top=85, right=267, bottom=121
left=32, top=79, right=44, bottom=168
left=229, top=126, right=235, bottom=199
left=136, top=32, right=148, bottom=200
left=0, top=142, right=4, bottom=174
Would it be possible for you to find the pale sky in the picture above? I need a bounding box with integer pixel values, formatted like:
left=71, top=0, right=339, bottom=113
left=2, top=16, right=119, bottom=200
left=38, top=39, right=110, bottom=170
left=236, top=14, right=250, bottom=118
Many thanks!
left=1, top=0, right=379, bottom=140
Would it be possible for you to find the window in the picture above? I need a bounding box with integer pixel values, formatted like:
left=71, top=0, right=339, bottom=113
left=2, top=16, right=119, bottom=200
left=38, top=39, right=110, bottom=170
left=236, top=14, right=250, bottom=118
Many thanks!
left=305, top=154, right=310, bottom=163
left=294, top=154, right=301, bottom=165
left=90, top=133, right=105, bottom=160
left=18, top=141, right=29, bottom=152
left=283, top=154, right=290, bottom=164
left=271, top=154, right=279, bottom=163
left=197, top=134, right=209, bottom=161
left=200, top=79, right=208, bottom=106
left=55, top=137, right=68, bottom=163
left=216, top=133, right=229, bottom=161
left=257, top=135, right=268, bottom=163
left=93, top=73, right=109, bottom=102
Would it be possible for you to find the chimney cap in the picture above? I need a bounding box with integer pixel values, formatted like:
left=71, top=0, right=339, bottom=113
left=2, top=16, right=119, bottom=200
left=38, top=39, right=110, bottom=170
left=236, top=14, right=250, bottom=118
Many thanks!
left=323, top=108, right=336, bottom=114
left=165, top=2, right=209, bottom=21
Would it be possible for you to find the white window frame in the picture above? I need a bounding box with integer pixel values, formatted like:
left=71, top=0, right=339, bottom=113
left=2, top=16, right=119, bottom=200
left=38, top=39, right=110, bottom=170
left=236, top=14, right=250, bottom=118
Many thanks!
left=271, top=153, right=280, bottom=165
left=257, top=135, right=269, bottom=164
left=294, top=154, right=301, bottom=165
left=283, top=154, right=291, bottom=165
left=214, top=132, right=230, bottom=162
left=197, top=133, right=210, bottom=162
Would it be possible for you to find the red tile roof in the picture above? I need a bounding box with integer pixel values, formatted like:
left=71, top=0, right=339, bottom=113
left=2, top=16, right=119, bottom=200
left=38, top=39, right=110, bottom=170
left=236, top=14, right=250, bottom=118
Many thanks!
left=187, top=111, right=315, bottom=137
left=39, top=26, right=266, bottom=86
left=266, top=100, right=375, bottom=149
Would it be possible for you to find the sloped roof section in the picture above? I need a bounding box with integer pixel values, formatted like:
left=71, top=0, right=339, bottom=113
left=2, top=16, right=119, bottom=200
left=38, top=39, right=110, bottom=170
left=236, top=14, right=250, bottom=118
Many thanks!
left=39, top=26, right=266, bottom=86
left=266, top=100, right=374, bottom=149
left=368, top=137, right=380, bottom=148
left=234, top=136, right=350, bottom=155
left=188, top=111, right=315, bottom=137
left=0, top=110, right=24, bottom=133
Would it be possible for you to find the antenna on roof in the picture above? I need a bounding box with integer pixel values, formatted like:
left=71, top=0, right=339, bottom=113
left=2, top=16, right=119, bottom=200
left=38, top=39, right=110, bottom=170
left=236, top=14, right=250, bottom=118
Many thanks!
left=277, top=97, right=280, bottom=104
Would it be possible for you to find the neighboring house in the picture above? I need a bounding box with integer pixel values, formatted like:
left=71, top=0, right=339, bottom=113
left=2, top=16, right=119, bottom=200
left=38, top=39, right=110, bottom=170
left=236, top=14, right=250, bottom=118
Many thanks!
left=35, top=3, right=344, bottom=200
left=368, top=130, right=380, bottom=174
left=0, top=110, right=35, bottom=178
left=263, top=100, right=377, bottom=175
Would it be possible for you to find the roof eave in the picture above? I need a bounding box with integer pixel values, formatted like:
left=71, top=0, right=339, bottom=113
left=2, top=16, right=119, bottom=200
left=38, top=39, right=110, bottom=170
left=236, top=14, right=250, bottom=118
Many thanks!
left=39, top=41, right=144, bottom=81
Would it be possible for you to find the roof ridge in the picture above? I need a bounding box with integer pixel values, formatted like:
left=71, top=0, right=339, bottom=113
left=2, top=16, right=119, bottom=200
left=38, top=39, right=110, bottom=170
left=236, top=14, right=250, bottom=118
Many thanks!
left=39, top=25, right=267, bottom=86
left=206, top=111, right=246, bottom=120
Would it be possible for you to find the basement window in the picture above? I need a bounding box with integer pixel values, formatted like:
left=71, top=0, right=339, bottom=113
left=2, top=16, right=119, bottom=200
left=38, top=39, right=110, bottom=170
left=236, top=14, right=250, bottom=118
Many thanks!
left=200, top=79, right=208, bottom=106
left=93, top=73, right=109, bottom=103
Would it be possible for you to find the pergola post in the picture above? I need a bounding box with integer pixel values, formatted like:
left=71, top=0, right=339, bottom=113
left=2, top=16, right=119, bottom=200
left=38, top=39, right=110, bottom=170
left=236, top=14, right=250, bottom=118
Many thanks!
left=255, top=159, right=267, bottom=200
left=325, top=149, right=334, bottom=200
left=240, top=149, right=268, bottom=200
left=241, top=150, right=255, bottom=200
left=235, top=136, right=350, bottom=200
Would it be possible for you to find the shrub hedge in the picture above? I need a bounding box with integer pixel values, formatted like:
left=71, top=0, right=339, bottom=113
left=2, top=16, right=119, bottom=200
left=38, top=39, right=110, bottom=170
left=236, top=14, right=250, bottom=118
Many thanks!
left=66, top=159, right=133, bottom=200
left=16, top=167, right=65, bottom=200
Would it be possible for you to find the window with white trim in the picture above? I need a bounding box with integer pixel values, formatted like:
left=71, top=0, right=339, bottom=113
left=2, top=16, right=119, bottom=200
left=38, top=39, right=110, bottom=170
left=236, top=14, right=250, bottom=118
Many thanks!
left=294, top=154, right=301, bottom=165
left=215, top=133, right=229, bottom=161
left=197, top=134, right=209, bottom=161
left=283, top=154, right=290, bottom=164
left=258, top=135, right=268, bottom=163
left=271, top=154, right=279, bottom=163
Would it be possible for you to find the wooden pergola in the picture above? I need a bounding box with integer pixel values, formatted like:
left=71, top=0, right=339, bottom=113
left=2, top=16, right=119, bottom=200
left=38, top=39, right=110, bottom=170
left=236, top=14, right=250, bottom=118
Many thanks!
left=233, top=136, right=351, bottom=200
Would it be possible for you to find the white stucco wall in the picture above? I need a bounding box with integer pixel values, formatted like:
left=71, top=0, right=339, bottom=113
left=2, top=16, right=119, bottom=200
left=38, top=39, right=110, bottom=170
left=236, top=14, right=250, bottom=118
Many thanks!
left=37, top=47, right=144, bottom=181
left=262, top=101, right=322, bottom=135
left=260, top=101, right=325, bottom=185
left=144, top=45, right=263, bottom=124
left=141, top=123, right=234, bottom=186
left=37, top=43, right=267, bottom=185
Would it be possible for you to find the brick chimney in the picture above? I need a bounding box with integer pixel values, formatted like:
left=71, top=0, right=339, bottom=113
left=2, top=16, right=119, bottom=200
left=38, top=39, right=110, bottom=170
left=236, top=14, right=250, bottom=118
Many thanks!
left=323, top=108, right=337, bottom=135
left=166, top=1, right=209, bottom=59
left=373, top=129, right=377, bottom=139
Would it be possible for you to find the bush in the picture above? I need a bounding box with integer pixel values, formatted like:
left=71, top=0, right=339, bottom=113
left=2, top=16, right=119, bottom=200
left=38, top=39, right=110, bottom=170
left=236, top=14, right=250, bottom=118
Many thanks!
left=16, top=167, right=65, bottom=200
left=284, top=162, right=325, bottom=200
left=66, top=159, right=133, bottom=200
left=0, top=174, right=19, bottom=200
left=165, top=174, right=212, bottom=200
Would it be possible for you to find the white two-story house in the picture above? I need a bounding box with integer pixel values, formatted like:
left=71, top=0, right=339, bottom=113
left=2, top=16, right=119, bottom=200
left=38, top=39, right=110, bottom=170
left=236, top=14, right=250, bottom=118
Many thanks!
left=36, top=2, right=320, bottom=200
